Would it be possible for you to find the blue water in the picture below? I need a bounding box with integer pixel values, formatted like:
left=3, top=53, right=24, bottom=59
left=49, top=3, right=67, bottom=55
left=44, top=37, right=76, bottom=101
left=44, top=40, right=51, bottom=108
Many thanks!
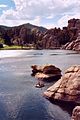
left=0, top=50, right=80, bottom=120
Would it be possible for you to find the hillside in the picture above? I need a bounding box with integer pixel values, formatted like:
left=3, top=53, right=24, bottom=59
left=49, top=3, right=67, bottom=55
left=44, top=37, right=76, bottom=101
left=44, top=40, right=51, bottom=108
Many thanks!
left=0, top=19, right=80, bottom=51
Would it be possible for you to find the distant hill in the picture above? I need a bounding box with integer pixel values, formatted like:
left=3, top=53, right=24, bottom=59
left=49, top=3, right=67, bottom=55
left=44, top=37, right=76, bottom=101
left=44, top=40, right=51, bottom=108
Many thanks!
left=19, top=23, right=47, bottom=32
left=0, top=23, right=47, bottom=46
left=0, top=23, right=47, bottom=32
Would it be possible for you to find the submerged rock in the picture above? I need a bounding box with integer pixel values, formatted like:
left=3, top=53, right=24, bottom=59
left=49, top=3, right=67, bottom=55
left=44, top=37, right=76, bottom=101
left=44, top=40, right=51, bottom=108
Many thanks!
left=71, top=106, right=80, bottom=120
left=35, top=83, right=44, bottom=88
left=44, top=65, right=80, bottom=104
left=31, top=64, right=62, bottom=81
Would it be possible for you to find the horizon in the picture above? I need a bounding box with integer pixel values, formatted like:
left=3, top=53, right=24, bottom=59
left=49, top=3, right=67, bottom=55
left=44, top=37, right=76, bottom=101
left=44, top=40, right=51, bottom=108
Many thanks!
left=0, top=0, right=80, bottom=29
left=0, top=18, right=79, bottom=29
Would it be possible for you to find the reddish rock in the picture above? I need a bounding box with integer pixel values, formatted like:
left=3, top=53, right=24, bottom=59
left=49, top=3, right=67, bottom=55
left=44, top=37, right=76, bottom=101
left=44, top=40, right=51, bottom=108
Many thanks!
left=62, top=33, right=80, bottom=51
left=71, top=106, right=80, bottom=120
left=44, top=65, right=80, bottom=104
left=31, top=64, right=62, bottom=81
left=0, top=18, right=80, bottom=50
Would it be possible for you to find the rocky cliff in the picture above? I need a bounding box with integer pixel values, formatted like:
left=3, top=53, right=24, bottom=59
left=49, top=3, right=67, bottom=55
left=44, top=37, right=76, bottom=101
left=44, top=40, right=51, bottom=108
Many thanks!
left=62, top=19, right=80, bottom=51
left=33, top=18, right=80, bottom=50
left=0, top=18, right=80, bottom=50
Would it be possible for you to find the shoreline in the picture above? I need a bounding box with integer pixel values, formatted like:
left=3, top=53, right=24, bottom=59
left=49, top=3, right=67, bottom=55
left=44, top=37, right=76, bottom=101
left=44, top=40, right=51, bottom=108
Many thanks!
left=0, top=48, right=80, bottom=54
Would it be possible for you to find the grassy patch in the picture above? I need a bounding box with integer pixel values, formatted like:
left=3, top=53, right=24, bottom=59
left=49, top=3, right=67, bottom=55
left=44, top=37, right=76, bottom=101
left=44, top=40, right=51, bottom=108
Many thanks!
left=0, top=45, right=35, bottom=50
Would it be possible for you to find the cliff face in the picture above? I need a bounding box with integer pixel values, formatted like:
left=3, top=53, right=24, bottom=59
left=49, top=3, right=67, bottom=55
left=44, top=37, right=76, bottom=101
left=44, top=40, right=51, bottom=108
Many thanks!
left=0, top=18, right=80, bottom=50
left=62, top=18, right=80, bottom=51
left=36, top=18, right=80, bottom=50
left=62, top=33, right=80, bottom=51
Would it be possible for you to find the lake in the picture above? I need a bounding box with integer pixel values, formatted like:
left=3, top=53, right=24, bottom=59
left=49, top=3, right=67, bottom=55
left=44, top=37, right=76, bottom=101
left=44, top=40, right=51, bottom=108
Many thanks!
left=0, top=50, right=80, bottom=120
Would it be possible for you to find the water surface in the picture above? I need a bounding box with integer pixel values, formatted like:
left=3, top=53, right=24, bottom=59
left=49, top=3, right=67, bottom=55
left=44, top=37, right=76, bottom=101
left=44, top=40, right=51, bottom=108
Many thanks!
left=0, top=50, right=80, bottom=120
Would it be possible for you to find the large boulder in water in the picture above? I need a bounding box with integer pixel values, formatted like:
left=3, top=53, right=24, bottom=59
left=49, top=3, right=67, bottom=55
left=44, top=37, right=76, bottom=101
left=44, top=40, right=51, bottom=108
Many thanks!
left=31, top=64, right=62, bottom=81
left=44, top=65, right=80, bottom=104
left=71, top=106, right=80, bottom=120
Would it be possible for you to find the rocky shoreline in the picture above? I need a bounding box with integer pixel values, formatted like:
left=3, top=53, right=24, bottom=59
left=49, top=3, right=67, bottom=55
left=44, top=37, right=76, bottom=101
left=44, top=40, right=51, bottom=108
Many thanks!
left=44, top=65, right=80, bottom=104
left=43, top=65, right=80, bottom=120
left=31, top=64, right=80, bottom=120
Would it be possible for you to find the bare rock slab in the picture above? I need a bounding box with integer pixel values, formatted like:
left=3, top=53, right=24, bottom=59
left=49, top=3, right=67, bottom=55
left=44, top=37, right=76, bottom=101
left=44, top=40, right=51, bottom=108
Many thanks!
left=44, top=65, right=80, bottom=104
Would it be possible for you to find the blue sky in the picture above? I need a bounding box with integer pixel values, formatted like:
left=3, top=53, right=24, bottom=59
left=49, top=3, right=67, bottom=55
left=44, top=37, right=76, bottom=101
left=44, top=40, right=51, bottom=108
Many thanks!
left=0, top=0, right=15, bottom=6
left=0, top=0, right=15, bottom=16
left=0, top=0, right=80, bottom=28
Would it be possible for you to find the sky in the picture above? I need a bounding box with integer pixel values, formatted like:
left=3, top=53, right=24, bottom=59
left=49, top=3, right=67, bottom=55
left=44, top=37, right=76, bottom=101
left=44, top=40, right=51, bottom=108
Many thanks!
left=0, top=0, right=80, bottom=28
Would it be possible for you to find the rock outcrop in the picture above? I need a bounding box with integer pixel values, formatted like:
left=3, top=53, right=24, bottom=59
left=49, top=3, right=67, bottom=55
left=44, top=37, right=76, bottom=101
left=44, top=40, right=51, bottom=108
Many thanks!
left=31, top=65, right=62, bottom=81
left=71, top=106, right=80, bottom=120
left=62, top=33, right=80, bottom=51
left=0, top=18, right=80, bottom=50
left=44, top=65, right=80, bottom=104
left=62, top=18, right=80, bottom=51
left=36, top=28, right=61, bottom=49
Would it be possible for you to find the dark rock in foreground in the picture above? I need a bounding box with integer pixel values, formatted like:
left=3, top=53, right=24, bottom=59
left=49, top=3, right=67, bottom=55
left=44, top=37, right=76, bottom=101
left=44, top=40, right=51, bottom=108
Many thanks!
left=71, top=106, right=80, bottom=120
left=44, top=65, right=80, bottom=104
left=31, top=64, right=62, bottom=81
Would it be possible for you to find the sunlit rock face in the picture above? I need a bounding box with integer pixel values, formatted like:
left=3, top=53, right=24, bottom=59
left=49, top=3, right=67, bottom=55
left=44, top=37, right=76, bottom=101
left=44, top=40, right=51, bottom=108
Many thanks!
left=68, top=18, right=80, bottom=30
left=71, top=106, right=80, bottom=120
left=62, top=19, right=80, bottom=51
left=44, top=65, right=80, bottom=104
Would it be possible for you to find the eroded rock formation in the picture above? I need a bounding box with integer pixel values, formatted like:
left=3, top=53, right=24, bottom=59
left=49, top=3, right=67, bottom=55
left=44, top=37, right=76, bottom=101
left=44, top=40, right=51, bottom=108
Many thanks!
left=62, top=19, right=80, bottom=51
left=0, top=18, right=80, bottom=50
left=62, top=32, right=80, bottom=51
left=31, top=64, right=62, bottom=81
left=44, top=65, right=80, bottom=104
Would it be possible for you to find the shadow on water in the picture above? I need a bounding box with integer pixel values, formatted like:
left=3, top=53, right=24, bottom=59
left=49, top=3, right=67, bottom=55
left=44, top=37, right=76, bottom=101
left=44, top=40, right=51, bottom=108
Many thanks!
left=49, top=99, right=77, bottom=115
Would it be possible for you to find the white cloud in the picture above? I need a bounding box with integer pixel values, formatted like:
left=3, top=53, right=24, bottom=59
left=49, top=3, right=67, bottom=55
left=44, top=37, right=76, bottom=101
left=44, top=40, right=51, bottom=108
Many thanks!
left=0, top=0, right=80, bottom=28
left=43, top=23, right=56, bottom=29
left=57, top=13, right=80, bottom=28
left=0, top=4, right=7, bottom=8
left=46, top=14, right=54, bottom=19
